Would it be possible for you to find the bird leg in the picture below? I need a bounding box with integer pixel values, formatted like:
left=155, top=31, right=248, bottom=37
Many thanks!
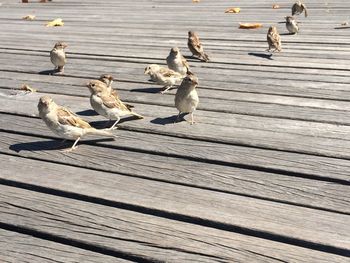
left=189, top=112, right=196, bottom=125
left=57, top=66, right=64, bottom=74
left=160, top=85, right=172, bottom=94
left=61, top=137, right=80, bottom=152
left=174, top=111, right=182, bottom=123
left=109, top=116, right=121, bottom=130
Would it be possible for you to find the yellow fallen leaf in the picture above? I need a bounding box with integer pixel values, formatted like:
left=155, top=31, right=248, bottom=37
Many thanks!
left=272, top=4, right=280, bottom=9
left=22, top=15, right=36, bottom=20
left=239, top=23, right=263, bottom=29
left=225, top=7, right=240, bottom=13
left=192, top=0, right=200, bottom=2
left=21, top=84, right=37, bottom=93
left=46, top=18, right=64, bottom=27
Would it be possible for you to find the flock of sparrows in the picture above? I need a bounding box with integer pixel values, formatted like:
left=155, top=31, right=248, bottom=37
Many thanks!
left=38, top=1, right=308, bottom=152
left=267, top=1, right=308, bottom=52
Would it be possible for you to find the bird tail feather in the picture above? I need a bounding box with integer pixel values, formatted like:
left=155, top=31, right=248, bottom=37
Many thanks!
left=131, top=111, right=144, bottom=119
left=86, top=128, right=117, bottom=138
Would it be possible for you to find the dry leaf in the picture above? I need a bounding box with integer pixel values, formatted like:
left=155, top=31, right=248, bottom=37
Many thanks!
left=239, top=23, right=263, bottom=29
left=22, top=15, right=36, bottom=20
left=272, top=4, right=280, bottom=9
left=21, top=84, right=37, bottom=93
left=225, top=7, right=240, bottom=13
left=341, top=21, right=349, bottom=26
left=192, top=0, right=200, bottom=2
left=46, top=18, right=64, bottom=27
left=22, top=0, right=29, bottom=3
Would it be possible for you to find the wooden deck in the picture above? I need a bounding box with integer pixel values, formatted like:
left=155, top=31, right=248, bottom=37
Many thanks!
left=0, top=0, right=349, bottom=262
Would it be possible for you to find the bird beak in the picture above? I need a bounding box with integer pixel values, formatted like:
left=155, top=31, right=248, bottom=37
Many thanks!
left=144, top=68, right=149, bottom=74
left=62, top=43, right=68, bottom=48
left=85, top=82, right=91, bottom=88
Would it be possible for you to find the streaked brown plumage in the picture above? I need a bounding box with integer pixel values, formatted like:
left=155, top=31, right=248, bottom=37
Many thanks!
left=187, top=31, right=209, bottom=62
left=267, top=26, right=282, bottom=52
left=292, top=1, right=308, bottom=17
left=50, top=42, right=67, bottom=74
left=174, top=74, right=199, bottom=125
left=87, top=80, right=143, bottom=129
left=38, top=96, right=115, bottom=152
left=285, top=16, right=299, bottom=34
left=166, top=47, right=191, bottom=76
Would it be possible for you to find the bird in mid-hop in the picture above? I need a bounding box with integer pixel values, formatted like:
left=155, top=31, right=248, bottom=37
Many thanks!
left=166, top=47, right=191, bottom=76
left=267, top=26, right=282, bottom=52
left=292, top=1, right=308, bottom=17
left=285, top=16, right=299, bottom=34
left=50, top=42, right=67, bottom=74
left=174, top=74, right=199, bottom=125
left=187, top=31, right=209, bottom=62
left=38, top=96, right=116, bottom=152
left=144, top=64, right=183, bottom=93
left=87, top=80, right=143, bottom=130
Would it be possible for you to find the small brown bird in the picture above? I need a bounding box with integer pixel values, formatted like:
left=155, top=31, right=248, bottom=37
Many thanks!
left=292, top=1, right=308, bottom=17
left=144, top=64, right=183, bottom=93
left=87, top=80, right=143, bottom=129
left=285, top=16, right=299, bottom=34
left=187, top=31, right=209, bottom=62
left=174, top=74, right=199, bottom=125
left=38, top=96, right=115, bottom=152
left=166, top=47, right=191, bottom=76
left=50, top=42, right=67, bottom=74
left=267, top=26, right=282, bottom=52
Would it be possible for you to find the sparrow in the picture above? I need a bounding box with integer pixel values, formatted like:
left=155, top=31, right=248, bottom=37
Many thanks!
left=98, top=74, right=135, bottom=109
left=174, top=74, right=199, bottom=125
left=187, top=31, right=209, bottom=62
left=50, top=42, right=67, bottom=74
left=285, top=16, right=299, bottom=34
left=292, top=1, right=308, bottom=17
left=87, top=80, right=143, bottom=129
left=144, top=64, right=183, bottom=93
left=38, top=96, right=116, bottom=152
left=166, top=47, right=191, bottom=76
left=267, top=26, right=282, bottom=52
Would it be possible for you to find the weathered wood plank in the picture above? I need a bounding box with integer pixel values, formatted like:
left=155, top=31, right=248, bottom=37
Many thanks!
left=0, top=229, right=131, bottom=263
left=1, top=125, right=349, bottom=214
left=1, top=157, right=350, bottom=255
left=0, top=186, right=346, bottom=262
left=1, top=112, right=349, bottom=185
left=1, top=91, right=350, bottom=159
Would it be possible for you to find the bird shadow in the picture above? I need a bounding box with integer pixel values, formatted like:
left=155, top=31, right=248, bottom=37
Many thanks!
left=89, top=116, right=141, bottom=129
left=38, top=69, right=57, bottom=75
left=130, top=87, right=161, bottom=94
left=334, top=26, right=350, bottom=30
left=183, top=55, right=203, bottom=62
left=9, top=138, right=115, bottom=152
left=280, top=32, right=296, bottom=36
left=76, top=109, right=99, bottom=116
left=248, top=52, right=274, bottom=60
left=151, top=113, right=187, bottom=125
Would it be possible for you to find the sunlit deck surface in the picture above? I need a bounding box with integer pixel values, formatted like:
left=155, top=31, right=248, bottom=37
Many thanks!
left=0, top=0, right=349, bottom=262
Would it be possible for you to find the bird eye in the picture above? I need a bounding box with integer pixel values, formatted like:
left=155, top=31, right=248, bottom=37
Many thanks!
left=92, top=84, right=95, bottom=87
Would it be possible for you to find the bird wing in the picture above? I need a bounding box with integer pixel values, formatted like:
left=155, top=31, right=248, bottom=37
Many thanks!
left=57, top=106, right=91, bottom=128
left=162, top=68, right=181, bottom=78
left=267, top=32, right=281, bottom=50
left=181, top=56, right=190, bottom=72
left=189, top=35, right=203, bottom=53
left=100, top=93, right=130, bottom=112
left=291, top=3, right=298, bottom=15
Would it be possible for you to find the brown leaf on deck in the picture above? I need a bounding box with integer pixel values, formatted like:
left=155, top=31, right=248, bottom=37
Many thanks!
left=192, top=0, right=200, bottom=3
left=225, top=7, right=240, bottom=13
left=21, top=84, right=37, bottom=93
left=22, top=15, right=36, bottom=20
left=272, top=4, right=280, bottom=9
left=239, top=23, right=263, bottom=29
left=46, top=18, right=64, bottom=27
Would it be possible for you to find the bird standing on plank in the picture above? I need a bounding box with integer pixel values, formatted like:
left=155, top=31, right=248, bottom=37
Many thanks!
left=285, top=16, right=299, bottom=34
left=174, top=74, right=199, bottom=125
left=50, top=42, right=67, bottom=74
left=187, top=31, right=210, bottom=62
left=166, top=47, right=191, bottom=76
left=87, top=80, right=143, bottom=129
left=292, top=1, right=308, bottom=17
left=38, top=96, right=116, bottom=152
left=144, top=64, right=183, bottom=93
left=267, top=26, right=282, bottom=52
